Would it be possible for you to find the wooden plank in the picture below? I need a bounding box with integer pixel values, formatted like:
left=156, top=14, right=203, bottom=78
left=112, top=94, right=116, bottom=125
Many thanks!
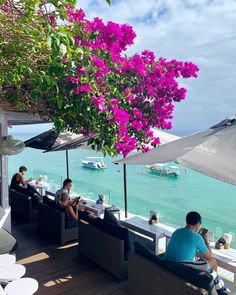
left=12, top=220, right=127, bottom=295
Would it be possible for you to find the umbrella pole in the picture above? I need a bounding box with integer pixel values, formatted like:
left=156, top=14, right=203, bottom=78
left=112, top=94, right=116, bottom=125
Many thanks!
left=123, top=163, right=128, bottom=218
left=66, top=150, right=69, bottom=179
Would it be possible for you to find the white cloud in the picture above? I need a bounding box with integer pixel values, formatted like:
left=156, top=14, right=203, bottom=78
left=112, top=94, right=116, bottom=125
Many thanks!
left=78, top=0, right=236, bottom=135
left=10, top=123, right=53, bottom=134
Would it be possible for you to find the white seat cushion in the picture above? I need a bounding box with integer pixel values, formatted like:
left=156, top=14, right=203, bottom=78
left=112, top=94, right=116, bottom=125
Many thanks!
left=4, top=278, right=38, bottom=295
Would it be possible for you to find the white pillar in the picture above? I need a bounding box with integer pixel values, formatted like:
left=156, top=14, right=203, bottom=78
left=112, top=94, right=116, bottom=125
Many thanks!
left=0, top=111, right=11, bottom=232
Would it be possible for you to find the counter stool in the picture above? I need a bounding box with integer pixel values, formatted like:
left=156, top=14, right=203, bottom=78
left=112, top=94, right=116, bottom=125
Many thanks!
left=0, top=264, right=26, bottom=283
left=0, top=255, right=15, bottom=268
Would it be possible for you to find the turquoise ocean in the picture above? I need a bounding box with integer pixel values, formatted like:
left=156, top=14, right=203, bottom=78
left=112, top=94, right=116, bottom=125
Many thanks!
left=8, top=132, right=236, bottom=247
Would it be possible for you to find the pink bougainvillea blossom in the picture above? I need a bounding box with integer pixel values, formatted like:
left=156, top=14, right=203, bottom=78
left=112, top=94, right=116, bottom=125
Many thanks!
left=92, top=95, right=106, bottom=112
left=66, top=76, right=79, bottom=84
left=0, top=0, right=200, bottom=157
left=50, top=4, right=199, bottom=156
left=79, top=82, right=91, bottom=93
left=151, top=137, right=161, bottom=146
left=131, top=120, right=143, bottom=131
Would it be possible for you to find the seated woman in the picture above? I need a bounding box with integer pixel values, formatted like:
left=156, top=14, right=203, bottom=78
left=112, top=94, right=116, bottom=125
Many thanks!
left=59, top=193, right=85, bottom=228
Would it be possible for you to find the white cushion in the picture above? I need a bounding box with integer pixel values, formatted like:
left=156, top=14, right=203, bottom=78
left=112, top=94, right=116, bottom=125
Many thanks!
left=5, top=278, right=38, bottom=295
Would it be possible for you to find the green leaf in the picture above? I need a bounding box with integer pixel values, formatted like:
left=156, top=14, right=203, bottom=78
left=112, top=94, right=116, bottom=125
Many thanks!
left=88, top=137, right=95, bottom=145
left=31, top=89, right=42, bottom=101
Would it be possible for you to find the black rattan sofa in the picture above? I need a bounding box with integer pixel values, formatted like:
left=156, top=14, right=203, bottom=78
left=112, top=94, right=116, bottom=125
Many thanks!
left=78, top=211, right=154, bottom=281
left=37, top=201, right=78, bottom=244
left=128, top=242, right=216, bottom=295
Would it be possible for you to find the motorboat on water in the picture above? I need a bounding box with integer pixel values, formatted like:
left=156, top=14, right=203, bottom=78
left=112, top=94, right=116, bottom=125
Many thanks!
left=81, top=157, right=106, bottom=170
left=145, top=163, right=181, bottom=178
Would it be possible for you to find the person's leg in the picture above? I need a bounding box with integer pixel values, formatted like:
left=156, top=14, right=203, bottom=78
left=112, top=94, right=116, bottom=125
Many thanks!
left=206, top=268, right=230, bottom=294
left=181, top=261, right=230, bottom=294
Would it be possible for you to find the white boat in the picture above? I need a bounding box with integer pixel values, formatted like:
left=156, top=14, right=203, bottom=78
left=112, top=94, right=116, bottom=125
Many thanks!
left=145, top=163, right=181, bottom=178
left=81, top=157, right=106, bottom=170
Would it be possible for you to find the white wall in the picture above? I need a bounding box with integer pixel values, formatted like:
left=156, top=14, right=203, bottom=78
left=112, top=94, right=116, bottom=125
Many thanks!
left=0, top=111, right=11, bottom=232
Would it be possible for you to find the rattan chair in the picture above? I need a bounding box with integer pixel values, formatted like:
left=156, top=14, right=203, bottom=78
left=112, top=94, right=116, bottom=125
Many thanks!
left=78, top=219, right=128, bottom=281
left=128, top=251, right=216, bottom=295
left=37, top=203, right=78, bottom=244
left=9, top=188, right=37, bottom=222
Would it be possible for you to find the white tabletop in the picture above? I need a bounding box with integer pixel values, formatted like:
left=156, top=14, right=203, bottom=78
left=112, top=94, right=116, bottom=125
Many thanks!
left=122, top=216, right=175, bottom=238
left=0, top=264, right=26, bottom=281
left=68, top=195, right=107, bottom=210
left=210, top=242, right=236, bottom=273
left=5, top=278, right=38, bottom=295
left=0, top=255, right=16, bottom=267
left=30, top=180, right=49, bottom=189
left=84, top=200, right=107, bottom=216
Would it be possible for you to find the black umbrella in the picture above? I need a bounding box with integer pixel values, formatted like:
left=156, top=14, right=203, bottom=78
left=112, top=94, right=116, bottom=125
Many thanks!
left=24, top=129, right=93, bottom=178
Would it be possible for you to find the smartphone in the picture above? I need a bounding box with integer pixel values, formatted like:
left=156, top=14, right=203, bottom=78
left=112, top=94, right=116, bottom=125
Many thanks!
left=199, top=228, right=208, bottom=237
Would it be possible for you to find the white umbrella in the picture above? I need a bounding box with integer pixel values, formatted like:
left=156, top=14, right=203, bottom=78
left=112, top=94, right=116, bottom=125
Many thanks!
left=115, top=115, right=236, bottom=186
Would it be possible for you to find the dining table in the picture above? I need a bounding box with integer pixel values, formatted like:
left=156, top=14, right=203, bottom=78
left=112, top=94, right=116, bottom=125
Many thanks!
left=29, top=180, right=49, bottom=196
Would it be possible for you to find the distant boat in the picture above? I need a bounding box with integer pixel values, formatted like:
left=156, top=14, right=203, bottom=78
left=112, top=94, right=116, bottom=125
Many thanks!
left=145, top=163, right=181, bottom=178
left=81, top=157, right=106, bottom=170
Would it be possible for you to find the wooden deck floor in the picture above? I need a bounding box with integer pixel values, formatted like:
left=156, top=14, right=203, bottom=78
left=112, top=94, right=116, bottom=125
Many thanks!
left=12, top=221, right=127, bottom=295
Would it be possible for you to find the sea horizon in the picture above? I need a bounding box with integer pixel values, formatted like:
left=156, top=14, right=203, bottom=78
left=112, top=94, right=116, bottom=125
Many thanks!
left=8, top=131, right=236, bottom=247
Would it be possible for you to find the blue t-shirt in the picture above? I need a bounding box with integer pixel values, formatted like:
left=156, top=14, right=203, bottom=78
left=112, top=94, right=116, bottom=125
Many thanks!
left=164, top=228, right=208, bottom=262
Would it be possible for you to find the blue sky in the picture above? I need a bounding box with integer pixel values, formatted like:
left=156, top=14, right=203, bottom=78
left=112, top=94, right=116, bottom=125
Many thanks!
left=11, top=0, right=236, bottom=136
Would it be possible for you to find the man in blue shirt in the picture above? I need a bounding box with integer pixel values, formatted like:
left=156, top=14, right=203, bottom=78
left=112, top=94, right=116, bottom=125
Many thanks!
left=165, top=212, right=230, bottom=294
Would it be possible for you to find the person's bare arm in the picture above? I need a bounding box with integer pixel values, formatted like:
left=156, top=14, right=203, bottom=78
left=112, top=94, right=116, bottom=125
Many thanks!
left=69, top=199, right=77, bottom=206
left=199, top=234, right=212, bottom=260
left=67, top=205, right=79, bottom=220
left=202, top=250, right=212, bottom=260
left=16, top=173, right=32, bottom=186
left=203, top=235, right=212, bottom=259
left=16, top=174, right=26, bottom=186
left=26, top=177, right=33, bottom=184
left=70, top=197, right=85, bottom=207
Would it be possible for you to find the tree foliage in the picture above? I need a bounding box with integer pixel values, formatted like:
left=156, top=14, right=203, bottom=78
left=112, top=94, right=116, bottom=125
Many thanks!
left=0, top=0, right=199, bottom=156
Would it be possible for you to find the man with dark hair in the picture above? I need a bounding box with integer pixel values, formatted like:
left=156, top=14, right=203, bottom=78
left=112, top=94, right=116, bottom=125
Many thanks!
left=10, top=166, right=32, bottom=189
left=55, top=178, right=72, bottom=203
left=165, top=211, right=211, bottom=264
left=186, top=211, right=202, bottom=225
left=165, top=211, right=230, bottom=294
left=10, top=166, right=41, bottom=208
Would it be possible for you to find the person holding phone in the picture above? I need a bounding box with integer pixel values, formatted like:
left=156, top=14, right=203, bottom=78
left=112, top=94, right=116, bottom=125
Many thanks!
left=199, top=227, right=208, bottom=237
left=165, top=211, right=230, bottom=294
left=58, top=193, right=85, bottom=228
